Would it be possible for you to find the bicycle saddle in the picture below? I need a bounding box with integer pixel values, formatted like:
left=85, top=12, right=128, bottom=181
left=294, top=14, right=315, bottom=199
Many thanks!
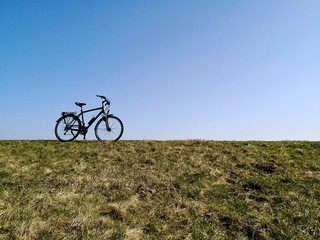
left=75, top=102, right=86, bottom=107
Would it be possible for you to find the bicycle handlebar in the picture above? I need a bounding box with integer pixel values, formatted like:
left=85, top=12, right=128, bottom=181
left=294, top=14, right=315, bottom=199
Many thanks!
left=96, top=95, right=106, bottom=99
left=96, top=95, right=110, bottom=105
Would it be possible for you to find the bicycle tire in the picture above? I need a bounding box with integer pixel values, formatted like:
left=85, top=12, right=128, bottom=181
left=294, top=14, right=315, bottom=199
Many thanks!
left=94, top=115, right=124, bottom=142
left=55, top=114, right=81, bottom=142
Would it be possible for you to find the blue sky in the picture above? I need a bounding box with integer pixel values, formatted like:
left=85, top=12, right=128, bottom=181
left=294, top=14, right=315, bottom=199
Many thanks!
left=0, top=0, right=319, bottom=140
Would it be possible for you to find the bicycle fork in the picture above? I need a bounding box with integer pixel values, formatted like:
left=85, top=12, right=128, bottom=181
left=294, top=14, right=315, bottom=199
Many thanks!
left=104, top=110, right=111, bottom=132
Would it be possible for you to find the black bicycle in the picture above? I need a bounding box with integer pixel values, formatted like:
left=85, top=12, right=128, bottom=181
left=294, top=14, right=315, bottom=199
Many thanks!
left=54, top=95, right=124, bottom=142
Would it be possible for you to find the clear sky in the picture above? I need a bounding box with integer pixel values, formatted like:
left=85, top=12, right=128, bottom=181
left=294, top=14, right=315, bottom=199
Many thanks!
left=0, top=0, right=319, bottom=140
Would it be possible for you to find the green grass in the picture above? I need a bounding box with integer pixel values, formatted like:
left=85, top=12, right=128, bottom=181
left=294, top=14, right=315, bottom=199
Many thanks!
left=0, top=140, right=319, bottom=239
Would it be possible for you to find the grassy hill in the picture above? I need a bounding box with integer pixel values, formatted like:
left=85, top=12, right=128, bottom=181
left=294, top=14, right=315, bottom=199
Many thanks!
left=0, top=140, right=319, bottom=239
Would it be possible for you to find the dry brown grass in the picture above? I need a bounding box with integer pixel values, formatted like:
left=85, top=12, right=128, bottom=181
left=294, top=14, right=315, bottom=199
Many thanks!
left=0, top=140, right=319, bottom=239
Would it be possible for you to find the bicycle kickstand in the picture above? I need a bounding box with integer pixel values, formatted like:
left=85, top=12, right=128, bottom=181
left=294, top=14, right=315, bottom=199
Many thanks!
left=83, top=134, right=87, bottom=140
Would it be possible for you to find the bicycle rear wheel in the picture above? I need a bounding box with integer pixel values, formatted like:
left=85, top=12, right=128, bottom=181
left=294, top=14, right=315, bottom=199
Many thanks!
left=55, top=115, right=81, bottom=142
left=94, top=116, right=123, bottom=142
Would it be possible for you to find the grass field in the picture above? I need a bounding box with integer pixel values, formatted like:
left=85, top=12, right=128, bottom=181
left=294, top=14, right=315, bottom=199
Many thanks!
left=0, top=140, right=319, bottom=239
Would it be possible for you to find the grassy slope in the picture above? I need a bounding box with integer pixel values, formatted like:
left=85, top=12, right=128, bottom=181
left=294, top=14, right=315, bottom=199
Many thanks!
left=0, top=140, right=319, bottom=239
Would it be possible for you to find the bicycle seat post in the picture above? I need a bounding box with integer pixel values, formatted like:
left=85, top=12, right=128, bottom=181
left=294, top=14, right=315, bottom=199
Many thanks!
left=80, top=106, right=84, bottom=124
left=80, top=106, right=86, bottom=140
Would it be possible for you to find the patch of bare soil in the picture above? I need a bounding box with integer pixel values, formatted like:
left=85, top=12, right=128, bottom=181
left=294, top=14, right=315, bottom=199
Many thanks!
left=255, top=162, right=276, bottom=173
left=135, top=184, right=153, bottom=197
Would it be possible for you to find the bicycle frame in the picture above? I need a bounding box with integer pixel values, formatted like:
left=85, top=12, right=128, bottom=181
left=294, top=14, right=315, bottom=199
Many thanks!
left=77, top=107, right=109, bottom=129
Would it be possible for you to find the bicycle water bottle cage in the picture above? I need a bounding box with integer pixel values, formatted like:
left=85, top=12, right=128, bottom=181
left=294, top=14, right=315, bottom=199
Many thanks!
left=62, top=112, right=77, bottom=115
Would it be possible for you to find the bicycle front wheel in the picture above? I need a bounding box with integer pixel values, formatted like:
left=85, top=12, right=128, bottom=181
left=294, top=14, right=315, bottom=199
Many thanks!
left=55, top=115, right=81, bottom=142
left=94, top=116, right=124, bottom=142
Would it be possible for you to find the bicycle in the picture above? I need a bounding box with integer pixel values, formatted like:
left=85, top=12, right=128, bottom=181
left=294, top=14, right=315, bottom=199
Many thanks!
left=54, top=95, right=124, bottom=142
